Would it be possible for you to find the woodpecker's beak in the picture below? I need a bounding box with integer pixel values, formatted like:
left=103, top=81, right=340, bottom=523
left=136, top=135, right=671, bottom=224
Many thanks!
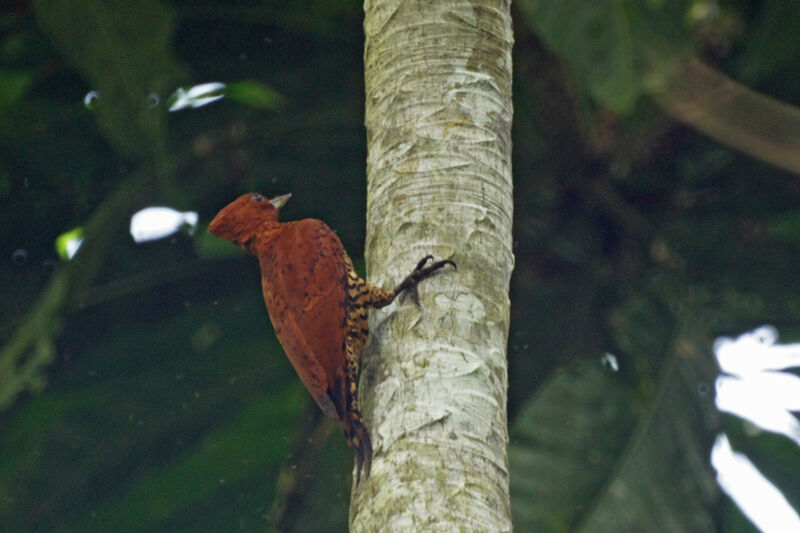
left=270, top=193, right=291, bottom=210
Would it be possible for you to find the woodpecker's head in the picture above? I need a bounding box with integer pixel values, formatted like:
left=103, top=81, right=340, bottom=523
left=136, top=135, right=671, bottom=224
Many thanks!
left=208, top=192, right=291, bottom=250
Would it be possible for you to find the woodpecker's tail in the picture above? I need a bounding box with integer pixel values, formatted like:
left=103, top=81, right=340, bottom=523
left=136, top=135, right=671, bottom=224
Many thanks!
left=344, top=408, right=372, bottom=485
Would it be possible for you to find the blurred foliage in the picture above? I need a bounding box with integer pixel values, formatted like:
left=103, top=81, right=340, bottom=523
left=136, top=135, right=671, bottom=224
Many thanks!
left=517, top=0, right=694, bottom=113
left=1, top=0, right=799, bottom=531
left=511, top=280, right=722, bottom=532
left=33, top=0, right=184, bottom=159
left=226, top=80, right=285, bottom=110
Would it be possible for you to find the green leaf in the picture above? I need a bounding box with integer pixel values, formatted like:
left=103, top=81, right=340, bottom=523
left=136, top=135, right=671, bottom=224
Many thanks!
left=0, top=70, right=33, bottom=109
left=54, top=226, right=84, bottom=260
left=0, top=292, right=301, bottom=531
left=517, top=0, right=693, bottom=113
left=226, top=81, right=284, bottom=110
left=63, top=386, right=305, bottom=532
left=736, top=1, right=800, bottom=83
left=510, top=362, right=636, bottom=530
left=517, top=0, right=638, bottom=111
left=766, top=212, right=800, bottom=244
left=510, top=351, right=719, bottom=532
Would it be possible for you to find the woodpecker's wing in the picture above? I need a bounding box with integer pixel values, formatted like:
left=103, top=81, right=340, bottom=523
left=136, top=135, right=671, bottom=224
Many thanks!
left=257, top=219, right=348, bottom=421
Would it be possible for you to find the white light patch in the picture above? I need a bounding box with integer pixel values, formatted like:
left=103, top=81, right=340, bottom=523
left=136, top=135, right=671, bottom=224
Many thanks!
left=65, top=237, right=83, bottom=259
left=130, top=207, right=198, bottom=243
left=714, top=326, right=800, bottom=442
left=711, top=434, right=800, bottom=533
left=716, top=376, right=800, bottom=446
left=600, top=352, right=619, bottom=372
left=83, top=90, right=101, bottom=108
left=712, top=326, right=800, bottom=532
left=715, top=326, right=800, bottom=375
left=168, top=82, right=226, bottom=112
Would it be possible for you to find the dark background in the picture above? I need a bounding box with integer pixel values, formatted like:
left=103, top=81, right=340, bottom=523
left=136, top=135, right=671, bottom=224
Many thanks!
left=1, top=0, right=799, bottom=531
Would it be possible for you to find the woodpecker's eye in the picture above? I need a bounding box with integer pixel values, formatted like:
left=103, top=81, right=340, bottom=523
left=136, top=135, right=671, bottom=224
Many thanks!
left=251, top=194, right=265, bottom=202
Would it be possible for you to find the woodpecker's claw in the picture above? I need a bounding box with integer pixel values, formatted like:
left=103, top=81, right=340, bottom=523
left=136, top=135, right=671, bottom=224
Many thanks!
left=397, top=256, right=457, bottom=306
left=347, top=416, right=372, bottom=486
left=414, top=254, right=434, bottom=271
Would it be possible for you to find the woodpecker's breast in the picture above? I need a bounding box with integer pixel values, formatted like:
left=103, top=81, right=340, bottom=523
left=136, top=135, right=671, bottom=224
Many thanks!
left=256, top=219, right=349, bottom=420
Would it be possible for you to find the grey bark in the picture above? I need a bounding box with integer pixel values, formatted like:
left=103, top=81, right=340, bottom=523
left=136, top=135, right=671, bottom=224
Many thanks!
left=351, top=1, right=514, bottom=530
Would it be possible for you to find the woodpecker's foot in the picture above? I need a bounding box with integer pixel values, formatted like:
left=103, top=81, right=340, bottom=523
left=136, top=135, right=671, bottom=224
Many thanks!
left=345, top=415, right=373, bottom=486
left=396, top=255, right=457, bottom=306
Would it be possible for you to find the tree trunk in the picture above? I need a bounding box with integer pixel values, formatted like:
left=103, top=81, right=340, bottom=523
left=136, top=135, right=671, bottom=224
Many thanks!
left=351, top=1, right=514, bottom=530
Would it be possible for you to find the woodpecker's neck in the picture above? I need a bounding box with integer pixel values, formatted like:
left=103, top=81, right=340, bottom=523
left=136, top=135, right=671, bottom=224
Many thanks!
left=246, top=220, right=283, bottom=254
